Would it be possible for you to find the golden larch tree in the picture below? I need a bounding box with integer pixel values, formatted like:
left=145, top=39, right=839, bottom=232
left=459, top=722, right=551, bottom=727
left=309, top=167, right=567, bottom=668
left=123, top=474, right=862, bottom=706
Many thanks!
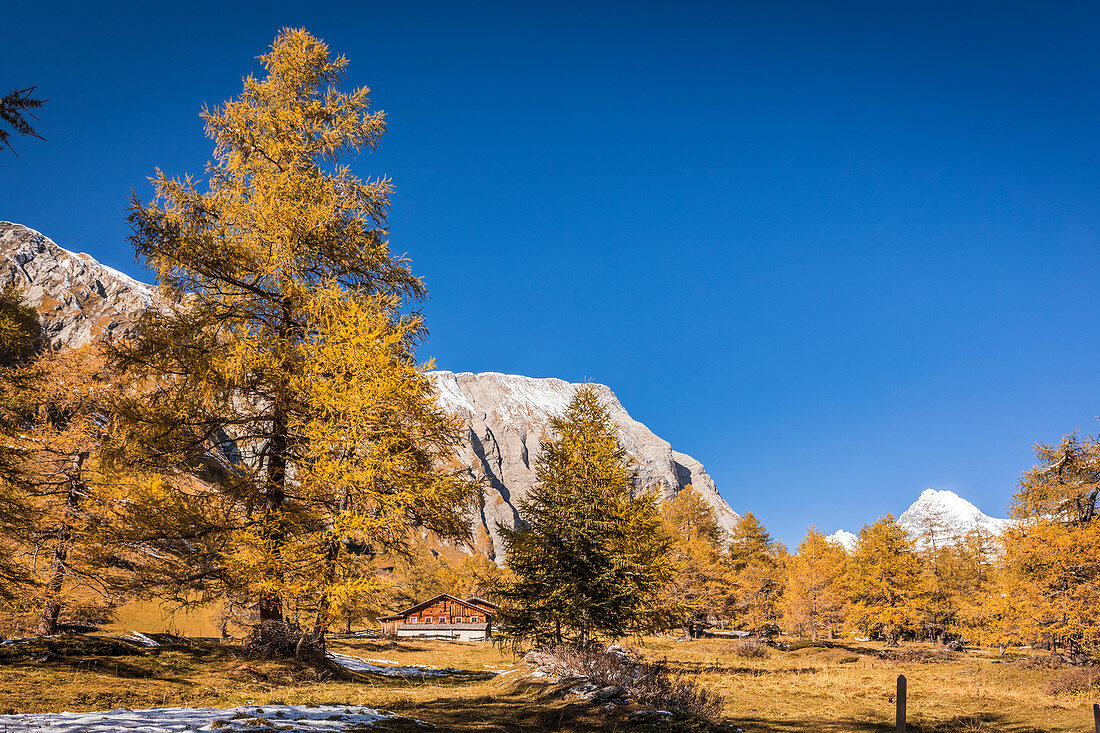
left=782, top=526, right=847, bottom=640
left=660, top=485, right=729, bottom=636
left=999, top=431, right=1100, bottom=657
left=107, top=28, right=479, bottom=652
left=845, top=514, right=922, bottom=644
left=725, top=512, right=785, bottom=632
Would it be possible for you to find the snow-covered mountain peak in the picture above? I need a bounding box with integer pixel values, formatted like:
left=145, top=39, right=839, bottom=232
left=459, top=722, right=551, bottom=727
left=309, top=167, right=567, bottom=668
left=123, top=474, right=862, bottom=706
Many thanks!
left=825, top=489, right=1009, bottom=551
left=825, top=529, right=858, bottom=551
left=898, top=488, right=1008, bottom=545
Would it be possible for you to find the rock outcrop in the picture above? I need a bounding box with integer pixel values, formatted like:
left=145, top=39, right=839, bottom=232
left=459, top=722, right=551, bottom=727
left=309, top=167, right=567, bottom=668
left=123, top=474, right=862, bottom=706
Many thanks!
left=432, top=371, right=739, bottom=557
left=0, top=222, right=158, bottom=348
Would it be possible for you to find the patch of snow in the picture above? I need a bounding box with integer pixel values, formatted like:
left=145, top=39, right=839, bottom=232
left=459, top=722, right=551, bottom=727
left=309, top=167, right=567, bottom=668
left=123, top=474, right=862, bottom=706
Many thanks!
left=328, top=652, right=459, bottom=677
left=109, top=631, right=160, bottom=647
left=428, top=372, right=482, bottom=418
left=128, top=631, right=160, bottom=647
left=0, top=705, right=409, bottom=732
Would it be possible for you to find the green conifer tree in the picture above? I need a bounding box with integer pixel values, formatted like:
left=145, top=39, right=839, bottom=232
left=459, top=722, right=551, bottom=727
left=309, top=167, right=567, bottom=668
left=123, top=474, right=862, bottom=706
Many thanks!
left=496, top=386, right=674, bottom=647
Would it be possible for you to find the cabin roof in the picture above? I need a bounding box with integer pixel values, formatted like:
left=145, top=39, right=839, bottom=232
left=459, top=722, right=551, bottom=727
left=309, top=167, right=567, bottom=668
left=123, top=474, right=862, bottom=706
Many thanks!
left=375, top=593, right=495, bottom=622
left=465, top=596, right=499, bottom=610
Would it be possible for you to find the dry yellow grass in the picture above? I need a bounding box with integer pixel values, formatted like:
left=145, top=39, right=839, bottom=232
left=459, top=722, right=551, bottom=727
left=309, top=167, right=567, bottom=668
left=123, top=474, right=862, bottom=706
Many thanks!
left=634, top=637, right=1100, bottom=732
left=0, top=632, right=1097, bottom=732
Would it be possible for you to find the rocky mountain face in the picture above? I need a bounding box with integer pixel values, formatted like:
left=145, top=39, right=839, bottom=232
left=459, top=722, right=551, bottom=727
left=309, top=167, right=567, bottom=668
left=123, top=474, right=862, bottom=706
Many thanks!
left=432, top=371, right=740, bottom=557
left=0, top=222, right=158, bottom=348
left=0, top=222, right=740, bottom=558
left=826, top=489, right=1009, bottom=551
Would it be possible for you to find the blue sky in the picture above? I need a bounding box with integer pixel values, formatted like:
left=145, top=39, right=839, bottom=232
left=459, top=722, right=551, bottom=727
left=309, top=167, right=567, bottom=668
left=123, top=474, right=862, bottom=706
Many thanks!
left=4, top=1, right=1100, bottom=545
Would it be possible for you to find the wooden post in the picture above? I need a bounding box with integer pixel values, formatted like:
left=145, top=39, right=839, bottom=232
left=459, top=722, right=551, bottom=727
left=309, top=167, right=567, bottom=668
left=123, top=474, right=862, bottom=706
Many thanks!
left=1092, top=702, right=1099, bottom=733
left=896, top=675, right=906, bottom=733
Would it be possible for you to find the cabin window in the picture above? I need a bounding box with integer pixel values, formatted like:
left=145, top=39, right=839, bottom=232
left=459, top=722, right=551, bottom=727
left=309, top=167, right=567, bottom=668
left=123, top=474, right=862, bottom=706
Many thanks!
left=408, top=617, right=417, bottom=624
left=472, top=616, right=480, bottom=623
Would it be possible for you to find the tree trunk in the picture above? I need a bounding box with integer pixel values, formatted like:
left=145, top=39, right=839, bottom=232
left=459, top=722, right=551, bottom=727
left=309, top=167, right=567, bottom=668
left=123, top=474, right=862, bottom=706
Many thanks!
left=312, top=536, right=340, bottom=637
left=36, top=452, right=85, bottom=636
left=259, top=408, right=288, bottom=627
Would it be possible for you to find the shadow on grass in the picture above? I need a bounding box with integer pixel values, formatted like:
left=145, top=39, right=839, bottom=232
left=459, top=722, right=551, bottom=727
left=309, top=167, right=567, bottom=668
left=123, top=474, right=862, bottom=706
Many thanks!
left=0, top=634, right=296, bottom=684
left=667, top=660, right=823, bottom=676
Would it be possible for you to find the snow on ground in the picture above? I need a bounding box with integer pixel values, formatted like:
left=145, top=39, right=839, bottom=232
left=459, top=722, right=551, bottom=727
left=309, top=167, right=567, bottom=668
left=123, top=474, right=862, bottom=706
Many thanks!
left=0, top=705, right=414, bottom=732
left=111, top=631, right=160, bottom=647
left=327, top=652, right=460, bottom=677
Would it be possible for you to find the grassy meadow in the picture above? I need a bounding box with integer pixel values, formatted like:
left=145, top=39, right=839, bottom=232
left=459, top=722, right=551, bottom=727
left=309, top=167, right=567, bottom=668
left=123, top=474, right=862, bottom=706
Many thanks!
left=1, top=626, right=1097, bottom=732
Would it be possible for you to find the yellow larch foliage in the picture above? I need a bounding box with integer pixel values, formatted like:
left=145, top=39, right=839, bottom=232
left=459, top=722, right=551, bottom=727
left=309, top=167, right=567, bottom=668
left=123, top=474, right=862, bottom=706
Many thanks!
left=1000, top=431, right=1100, bottom=656
left=845, top=514, right=922, bottom=643
left=782, top=526, right=846, bottom=640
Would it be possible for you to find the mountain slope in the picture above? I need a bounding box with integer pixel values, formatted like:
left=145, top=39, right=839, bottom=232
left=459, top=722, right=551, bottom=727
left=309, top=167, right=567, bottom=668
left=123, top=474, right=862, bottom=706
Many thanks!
left=898, top=489, right=1009, bottom=544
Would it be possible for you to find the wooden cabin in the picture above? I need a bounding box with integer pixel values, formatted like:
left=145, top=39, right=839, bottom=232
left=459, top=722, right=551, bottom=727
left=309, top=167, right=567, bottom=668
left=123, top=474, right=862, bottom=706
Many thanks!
left=376, top=594, right=499, bottom=642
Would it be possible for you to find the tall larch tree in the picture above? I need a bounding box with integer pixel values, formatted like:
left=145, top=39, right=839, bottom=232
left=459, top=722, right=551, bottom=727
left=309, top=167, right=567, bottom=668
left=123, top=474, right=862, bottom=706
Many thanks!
left=725, top=512, right=784, bottom=632
left=3, top=348, right=122, bottom=635
left=660, top=485, right=729, bottom=636
left=0, top=286, right=44, bottom=611
left=783, top=526, right=847, bottom=640
left=846, top=515, right=922, bottom=644
left=999, top=431, right=1100, bottom=657
left=944, top=524, right=1000, bottom=646
left=107, top=29, right=478, bottom=652
left=496, top=387, right=675, bottom=647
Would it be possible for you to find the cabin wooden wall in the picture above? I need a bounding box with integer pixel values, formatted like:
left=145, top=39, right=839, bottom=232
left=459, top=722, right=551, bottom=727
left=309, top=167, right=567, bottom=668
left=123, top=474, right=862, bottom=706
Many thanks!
left=403, top=598, right=490, bottom=624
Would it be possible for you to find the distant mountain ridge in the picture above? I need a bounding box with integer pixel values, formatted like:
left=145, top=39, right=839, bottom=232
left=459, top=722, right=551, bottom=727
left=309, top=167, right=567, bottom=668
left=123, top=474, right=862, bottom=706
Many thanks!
left=0, top=222, right=740, bottom=559
left=826, top=489, right=1009, bottom=551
